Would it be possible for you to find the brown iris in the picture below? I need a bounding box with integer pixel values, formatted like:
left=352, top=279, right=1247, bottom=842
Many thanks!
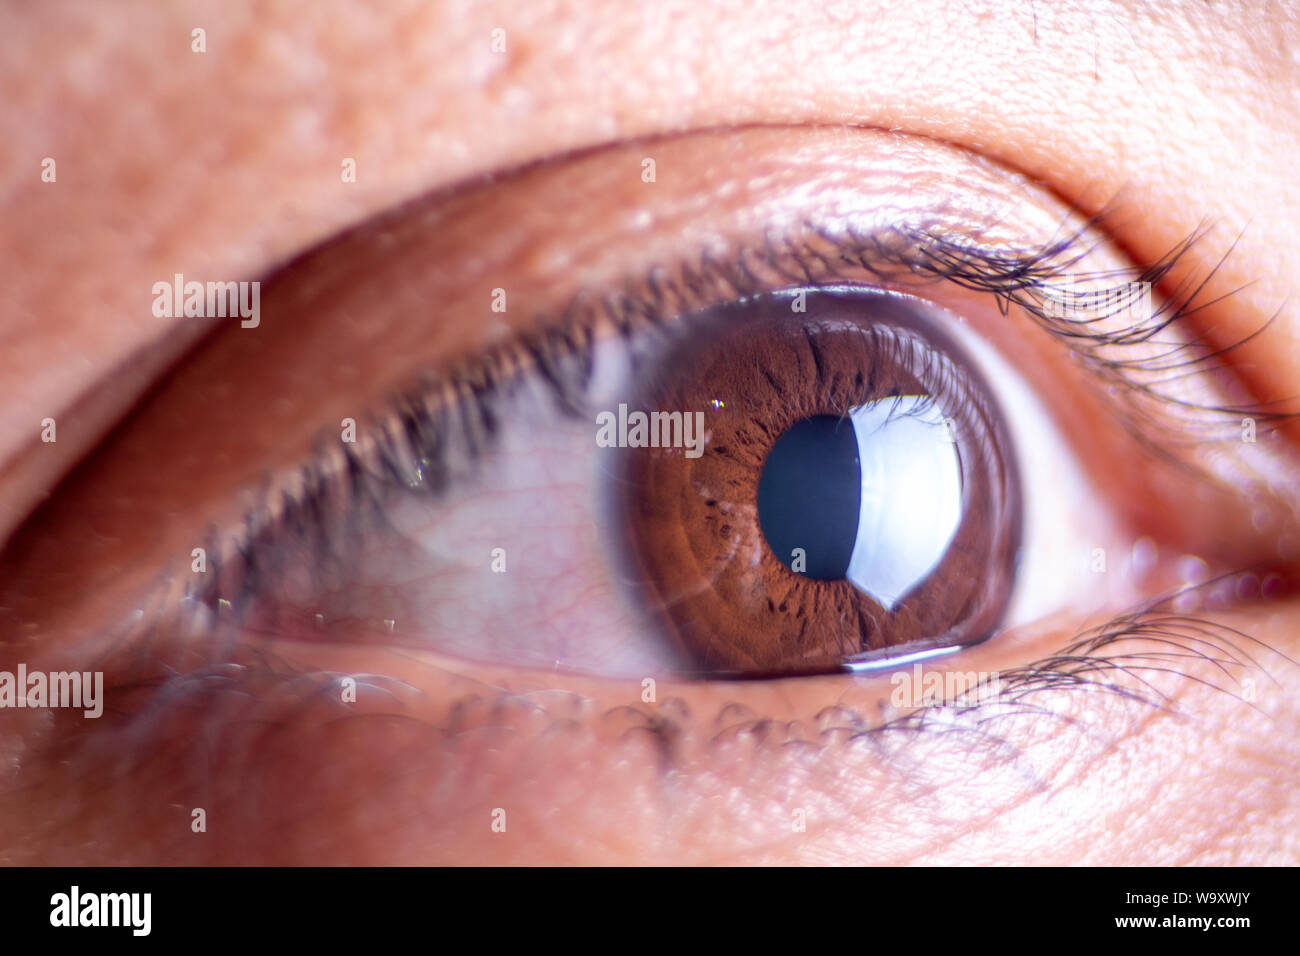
left=612, top=287, right=1021, bottom=676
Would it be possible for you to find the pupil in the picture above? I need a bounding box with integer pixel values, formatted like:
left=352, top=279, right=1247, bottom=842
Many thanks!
left=756, top=414, right=861, bottom=580
left=757, top=397, right=964, bottom=607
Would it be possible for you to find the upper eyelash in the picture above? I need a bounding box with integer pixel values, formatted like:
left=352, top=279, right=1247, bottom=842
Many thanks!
left=917, top=223, right=1294, bottom=437
left=634, top=220, right=1286, bottom=435
left=461, top=216, right=1263, bottom=458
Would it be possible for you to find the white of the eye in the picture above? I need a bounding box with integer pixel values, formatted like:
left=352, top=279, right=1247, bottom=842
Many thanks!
left=845, top=395, right=962, bottom=609
left=939, top=312, right=1124, bottom=625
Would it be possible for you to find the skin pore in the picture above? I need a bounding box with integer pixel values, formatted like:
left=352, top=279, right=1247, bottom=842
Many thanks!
left=1, top=0, right=1299, bottom=863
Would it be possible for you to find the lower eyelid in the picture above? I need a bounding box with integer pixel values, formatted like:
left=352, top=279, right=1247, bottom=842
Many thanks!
left=10, top=594, right=1295, bottom=864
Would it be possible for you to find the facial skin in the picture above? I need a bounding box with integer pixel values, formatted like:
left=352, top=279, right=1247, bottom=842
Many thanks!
left=1, top=0, right=1298, bottom=864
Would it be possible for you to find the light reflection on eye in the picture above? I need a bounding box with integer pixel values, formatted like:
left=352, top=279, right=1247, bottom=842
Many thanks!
left=760, top=394, right=966, bottom=600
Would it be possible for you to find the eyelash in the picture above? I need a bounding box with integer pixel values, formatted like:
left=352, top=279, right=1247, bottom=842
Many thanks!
left=839, top=592, right=1292, bottom=779
left=178, top=218, right=1287, bottom=730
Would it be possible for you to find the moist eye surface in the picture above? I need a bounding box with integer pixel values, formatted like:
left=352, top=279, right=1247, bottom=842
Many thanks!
left=185, top=282, right=1028, bottom=681
left=615, top=287, right=1021, bottom=676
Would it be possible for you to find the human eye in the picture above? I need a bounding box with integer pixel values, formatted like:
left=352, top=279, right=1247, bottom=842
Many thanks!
left=5, top=117, right=1297, bottom=869
left=170, top=208, right=1275, bottom=684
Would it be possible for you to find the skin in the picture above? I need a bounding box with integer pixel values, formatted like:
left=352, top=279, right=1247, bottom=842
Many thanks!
left=0, top=0, right=1298, bottom=864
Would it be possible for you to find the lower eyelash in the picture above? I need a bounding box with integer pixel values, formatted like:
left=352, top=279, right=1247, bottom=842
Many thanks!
left=870, top=577, right=1295, bottom=739
left=726, top=611, right=1279, bottom=798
